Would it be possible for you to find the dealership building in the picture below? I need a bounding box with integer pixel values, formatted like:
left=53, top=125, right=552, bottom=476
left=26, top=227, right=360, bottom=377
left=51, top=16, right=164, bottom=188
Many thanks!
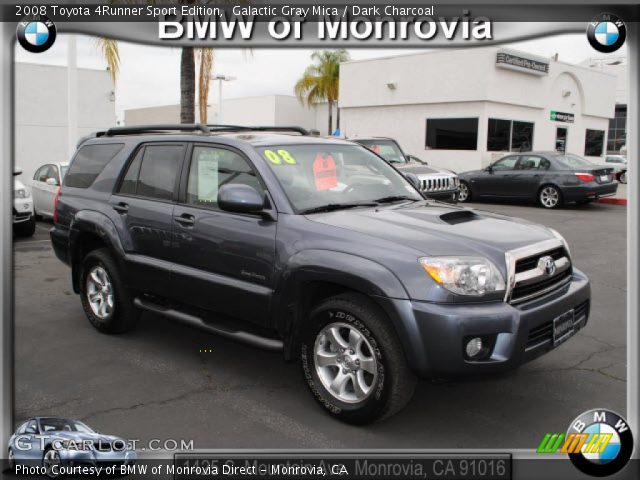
left=338, top=48, right=618, bottom=172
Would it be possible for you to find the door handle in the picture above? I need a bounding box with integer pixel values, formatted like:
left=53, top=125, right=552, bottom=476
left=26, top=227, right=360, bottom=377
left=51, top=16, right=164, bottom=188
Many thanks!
left=112, top=202, right=129, bottom=214
left=174, top=213, right=195, bottom=227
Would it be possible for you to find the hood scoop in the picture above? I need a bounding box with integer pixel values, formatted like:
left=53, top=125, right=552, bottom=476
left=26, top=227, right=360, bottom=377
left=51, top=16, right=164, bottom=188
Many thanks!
left=439, top=210, right=480, bottom=225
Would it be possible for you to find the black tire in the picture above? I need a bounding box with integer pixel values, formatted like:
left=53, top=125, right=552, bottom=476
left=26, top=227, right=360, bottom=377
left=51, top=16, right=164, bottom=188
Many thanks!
left=619, top=171, right=627, bottom=184
left=80, top=248, right=139, bottom=334
left=8, top=448, right=15, bottom=471
left=300, top=293, right=416, bottom=424
left=14, top=217, right=35, bottom=237
left=458, top=181, right=471, bottom=202
left=538, top=184, right=563, bottom=209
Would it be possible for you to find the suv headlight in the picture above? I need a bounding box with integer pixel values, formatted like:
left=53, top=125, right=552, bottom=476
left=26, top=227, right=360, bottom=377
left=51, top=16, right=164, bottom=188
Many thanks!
left=419, top=256, right=505, bottom=296
left=14, top=188, right=30, bottom=199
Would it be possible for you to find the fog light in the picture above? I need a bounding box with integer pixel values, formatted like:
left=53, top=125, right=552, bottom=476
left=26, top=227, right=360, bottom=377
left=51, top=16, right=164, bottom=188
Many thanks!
left=465, top=337, right=483, bottom=358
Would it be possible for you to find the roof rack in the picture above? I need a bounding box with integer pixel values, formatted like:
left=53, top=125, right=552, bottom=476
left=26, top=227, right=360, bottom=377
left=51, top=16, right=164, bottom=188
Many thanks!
left=206, top=125, right=309, bottom=135
left=102, top=124, right=210, bottom=136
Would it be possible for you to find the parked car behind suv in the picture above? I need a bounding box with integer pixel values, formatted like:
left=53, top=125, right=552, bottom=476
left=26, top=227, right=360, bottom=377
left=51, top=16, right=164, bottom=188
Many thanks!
left=31, top=162, right=69, bottom=219
left=350, top=136, right=459, bottom=203
left=13, top=168, right=35, bottom=237
left=51, top=125, right=591, bottom=424
left=458, top=152, right=618, bottom=208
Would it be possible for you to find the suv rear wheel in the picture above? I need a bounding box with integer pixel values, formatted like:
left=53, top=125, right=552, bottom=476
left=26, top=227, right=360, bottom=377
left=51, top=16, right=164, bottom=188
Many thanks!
left=80, top=248, right=139, bottom=334
left=300, top=293, right=416, bottom=424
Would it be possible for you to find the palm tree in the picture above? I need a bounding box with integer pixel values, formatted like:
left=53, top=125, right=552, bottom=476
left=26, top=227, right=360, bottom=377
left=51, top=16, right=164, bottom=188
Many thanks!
left=96, top=38, right=120, bottom=85
left=197, top=49, right=215, bottom=124
left=294, top=50, right=350, bottom=134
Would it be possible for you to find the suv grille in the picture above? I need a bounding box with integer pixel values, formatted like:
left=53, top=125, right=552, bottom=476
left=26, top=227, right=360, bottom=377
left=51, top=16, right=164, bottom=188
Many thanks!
left=509, top=247, right=572, bottom=305
left=525, top=299, right=589, bottom=350
left=420, top=176, right=456, bottom=192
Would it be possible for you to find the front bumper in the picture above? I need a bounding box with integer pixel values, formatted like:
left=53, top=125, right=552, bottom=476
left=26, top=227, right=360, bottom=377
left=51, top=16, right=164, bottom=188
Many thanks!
left=423, top=189, right=459, bottom=203
left=377, top=269, right=590, bottom=378
left=13, top=198, right=33, bottom=224
left=562, top=182, right=618, bottom=202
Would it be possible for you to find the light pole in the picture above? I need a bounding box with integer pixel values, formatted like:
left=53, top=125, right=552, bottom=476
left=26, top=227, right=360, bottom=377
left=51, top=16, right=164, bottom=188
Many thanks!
left=210, top=74, right=236, bottom=124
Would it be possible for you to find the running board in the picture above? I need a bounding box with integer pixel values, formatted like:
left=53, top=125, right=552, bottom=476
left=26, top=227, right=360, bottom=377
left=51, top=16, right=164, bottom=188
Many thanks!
left=133, top=297, right=283, bottom=352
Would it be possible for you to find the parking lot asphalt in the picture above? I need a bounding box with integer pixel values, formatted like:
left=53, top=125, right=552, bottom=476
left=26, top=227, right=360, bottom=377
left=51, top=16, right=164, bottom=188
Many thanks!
left=13, top=201, right=627, bottom=451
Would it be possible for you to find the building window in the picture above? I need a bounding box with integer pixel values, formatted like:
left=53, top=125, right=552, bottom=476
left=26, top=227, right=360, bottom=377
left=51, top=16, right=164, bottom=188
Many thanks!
left=607, top=105, right=626, bottom=154
left=426, top=118, right=478, bottom=150
left=585, top=129, right=605, bottom=157
left=487, top=118, right=534, bottom=152
left=487, top=119, right=510, bottom=151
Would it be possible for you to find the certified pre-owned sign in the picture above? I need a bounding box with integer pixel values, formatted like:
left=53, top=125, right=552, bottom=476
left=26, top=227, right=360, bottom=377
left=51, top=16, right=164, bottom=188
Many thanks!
left=496, top=50, right=549, bottom=76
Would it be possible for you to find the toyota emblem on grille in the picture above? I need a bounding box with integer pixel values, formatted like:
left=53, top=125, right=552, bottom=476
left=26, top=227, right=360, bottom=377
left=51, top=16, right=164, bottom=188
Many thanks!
left=538, top=256, right=556, bottom=276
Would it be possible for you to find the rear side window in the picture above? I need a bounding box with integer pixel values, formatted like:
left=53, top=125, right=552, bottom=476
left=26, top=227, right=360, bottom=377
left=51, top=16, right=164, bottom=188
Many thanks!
left=118, top=145, right=184, bottom=201
left=65, top=143, right=124, bottom=188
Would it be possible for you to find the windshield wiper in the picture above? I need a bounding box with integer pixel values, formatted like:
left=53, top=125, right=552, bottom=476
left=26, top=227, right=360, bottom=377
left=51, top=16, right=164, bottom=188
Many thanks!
left=299, top=202, right=379, bottom=215
left=373, top=195, right=420, bottom=204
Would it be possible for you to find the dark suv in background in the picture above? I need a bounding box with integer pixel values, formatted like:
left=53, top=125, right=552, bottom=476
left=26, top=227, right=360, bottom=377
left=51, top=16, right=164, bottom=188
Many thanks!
left=51, top=125, right=591, bottom=424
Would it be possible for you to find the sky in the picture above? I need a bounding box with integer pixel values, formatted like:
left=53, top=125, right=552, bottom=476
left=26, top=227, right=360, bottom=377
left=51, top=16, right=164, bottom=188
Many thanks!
left=15, top=33, right=626, bottom=123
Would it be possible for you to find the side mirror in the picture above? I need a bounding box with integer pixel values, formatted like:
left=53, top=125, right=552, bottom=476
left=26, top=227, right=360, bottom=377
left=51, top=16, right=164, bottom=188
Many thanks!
left=45, top=178, right=59, bottom=186
left=403, top=172, right=421, bottom=190
left=485, top=165, right=493, bottom=173
left=218, top=184, right=265, bottom=214
left=13, top=167, right=23, bottom=176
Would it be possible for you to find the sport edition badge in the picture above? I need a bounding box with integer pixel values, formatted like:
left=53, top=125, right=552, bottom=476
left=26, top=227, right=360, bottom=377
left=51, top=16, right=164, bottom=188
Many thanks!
left=16, top=16, right=57, bottom=53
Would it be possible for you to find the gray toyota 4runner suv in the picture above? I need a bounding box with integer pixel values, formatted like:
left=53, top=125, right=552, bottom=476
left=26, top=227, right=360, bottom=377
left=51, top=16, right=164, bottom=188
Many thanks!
left=51, top=125, right=590, bottom=424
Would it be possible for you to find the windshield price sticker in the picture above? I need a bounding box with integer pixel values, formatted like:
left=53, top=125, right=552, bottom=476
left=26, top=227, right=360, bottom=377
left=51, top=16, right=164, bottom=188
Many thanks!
left=263, top=149, right=297, bottom=165
left=313, top=153, right=338, bottom=191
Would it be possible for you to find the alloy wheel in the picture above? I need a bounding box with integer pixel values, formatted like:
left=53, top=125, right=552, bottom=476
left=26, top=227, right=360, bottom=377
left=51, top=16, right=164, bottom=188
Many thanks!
left=43, top=449, right=60, bottom=478
left=458, top=183, right=469, bottom=202
left=540, top=186, right=560, bottom=208
left=86, top=265, right=114, bottom=319
left=620, top=171, right=627, bottom=184
left=314, top=322, right=378, bottom=404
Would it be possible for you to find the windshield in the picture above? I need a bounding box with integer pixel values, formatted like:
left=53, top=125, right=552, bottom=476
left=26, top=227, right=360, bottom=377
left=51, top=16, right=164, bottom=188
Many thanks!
left=39, top=418, right=95, bottom=433
left=555, top=153, right=596, bottom=169
left=355, top=140, right=406, bottom=164
left=260, top=144, right=422, bottom=213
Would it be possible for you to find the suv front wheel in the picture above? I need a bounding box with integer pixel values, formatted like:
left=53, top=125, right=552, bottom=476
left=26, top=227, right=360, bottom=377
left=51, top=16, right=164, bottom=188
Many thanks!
left=301, top=293, right=416, bottom=424
left=80, top=248, right=139, bottom=334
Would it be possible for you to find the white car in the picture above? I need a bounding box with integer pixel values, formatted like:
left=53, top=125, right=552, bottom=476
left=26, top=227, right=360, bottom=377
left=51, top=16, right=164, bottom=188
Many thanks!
left=13, top=168, right=35, bottom=237
left=30, top=162, right=68, bottom=219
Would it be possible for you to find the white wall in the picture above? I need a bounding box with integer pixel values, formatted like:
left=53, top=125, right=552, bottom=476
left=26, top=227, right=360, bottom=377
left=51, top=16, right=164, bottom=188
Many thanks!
left=125, top=104, right=181, bottom=125
left=339, top=47, right=617, bottom=172
left=15, top=63, right=115, bottom=182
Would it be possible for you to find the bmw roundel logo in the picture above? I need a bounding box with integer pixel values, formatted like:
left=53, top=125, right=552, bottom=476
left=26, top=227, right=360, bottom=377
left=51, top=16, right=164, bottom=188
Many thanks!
left=16, top=16, right=57, bottom=53
left=587, top=14, right=626, bottom=53
left=567, top=409, right=634, bottom=477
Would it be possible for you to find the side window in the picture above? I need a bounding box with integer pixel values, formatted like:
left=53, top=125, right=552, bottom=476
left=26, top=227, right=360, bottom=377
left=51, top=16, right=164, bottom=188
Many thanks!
left=25, top=420, right=37, bottom=434
left=517, top=156, right=549, bottom=170
left=34, top=166, right=48, bottom=182
left=118, top=145, right=184, bottom=201
left=65, top=143, right=124, bottom=188
left=118, top=148, right=143, bottom=195
left=186, top=147, right=263, bottom=208
left=492, top=156, right=518, bottom=171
